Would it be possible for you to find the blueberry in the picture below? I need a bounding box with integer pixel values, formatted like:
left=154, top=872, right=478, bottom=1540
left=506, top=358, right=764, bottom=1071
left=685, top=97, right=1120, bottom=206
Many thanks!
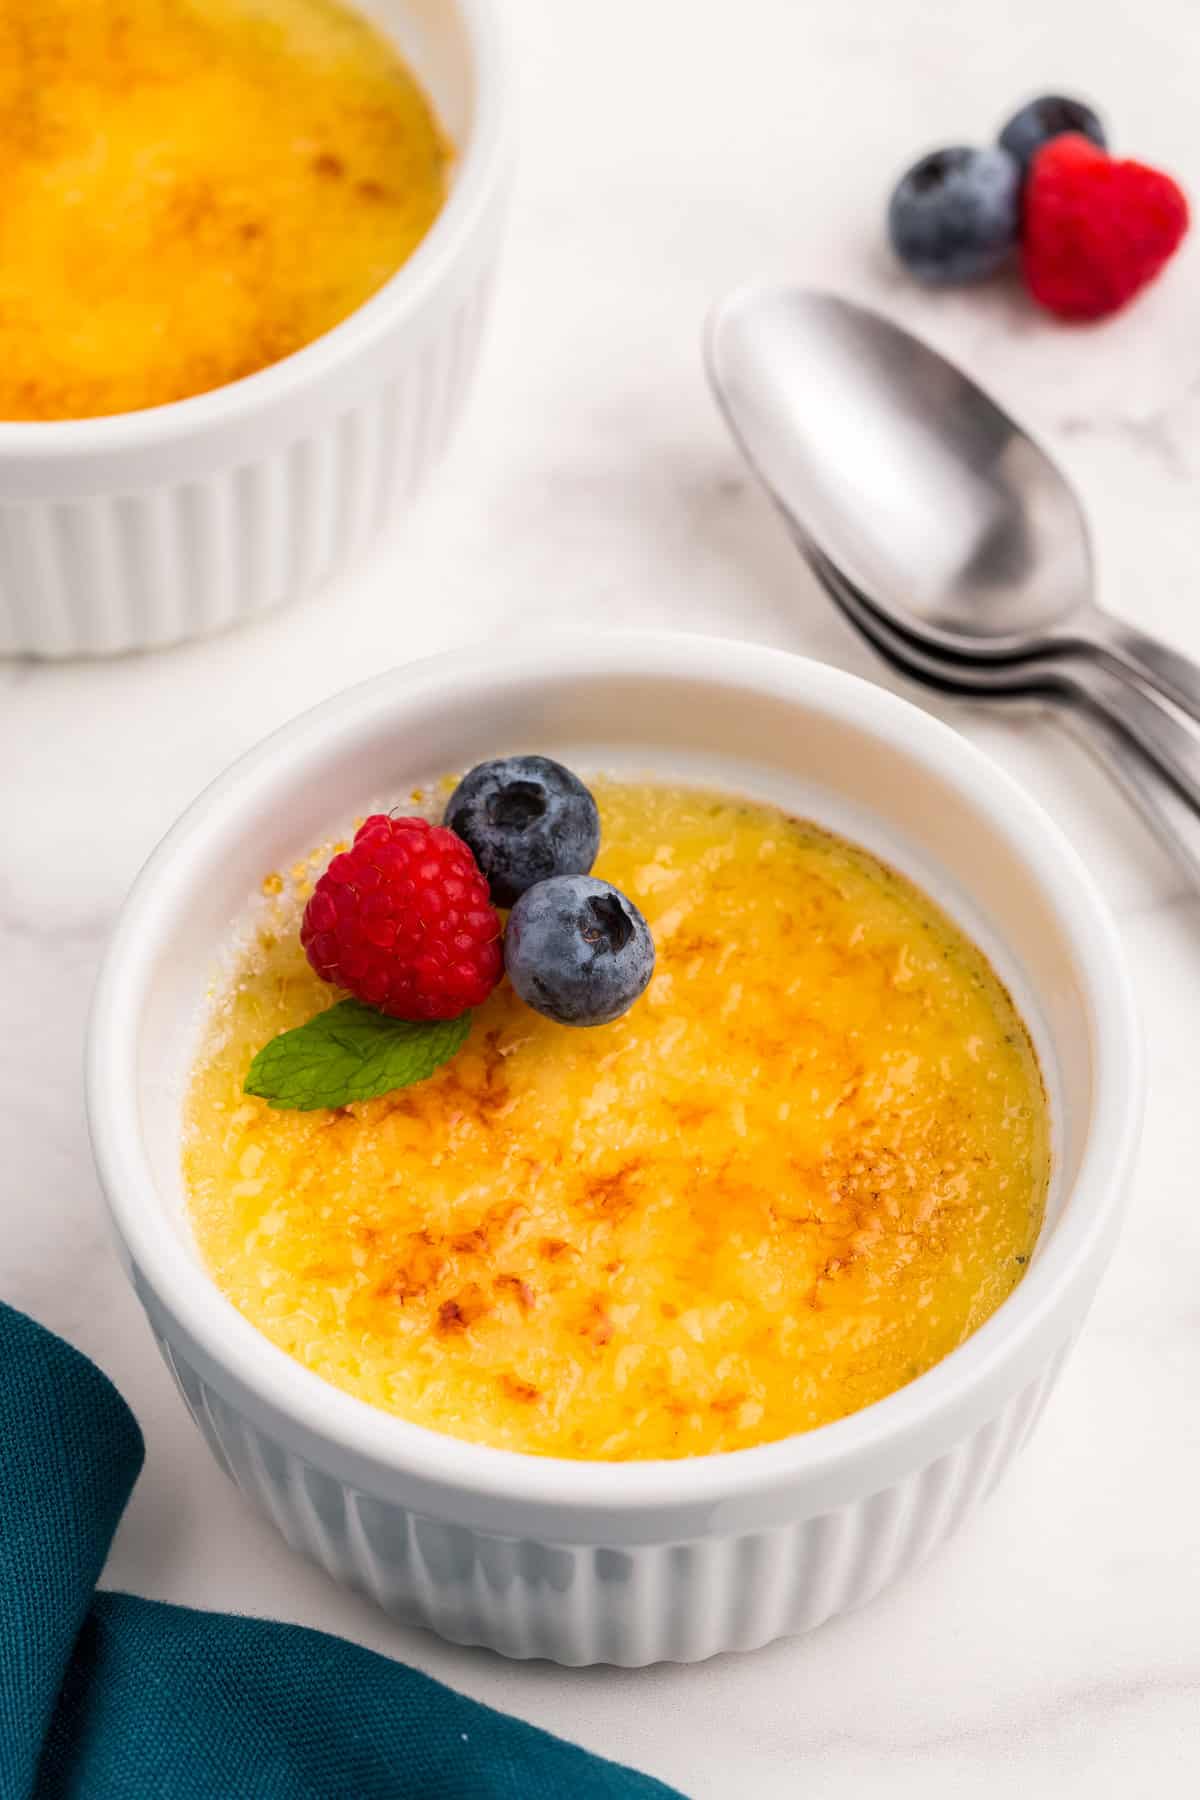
left=505, top=875, right=655, bottom=1027
left=888, top=145, right=1021, bottom=284
left=445, top=756, right=600, bottom=908
left=998, top=95, right=1106, bottom=176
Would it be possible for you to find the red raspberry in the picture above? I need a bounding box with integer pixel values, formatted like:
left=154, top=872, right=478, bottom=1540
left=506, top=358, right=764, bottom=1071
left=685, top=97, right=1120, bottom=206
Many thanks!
left=1023, top=134, right=1189, bottom=321
left=300, top=816, right=503, bottom=1021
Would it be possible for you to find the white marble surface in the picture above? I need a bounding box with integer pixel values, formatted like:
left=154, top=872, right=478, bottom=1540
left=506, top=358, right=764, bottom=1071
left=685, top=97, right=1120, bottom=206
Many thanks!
left=4, top=0, right=1200, bottom=1791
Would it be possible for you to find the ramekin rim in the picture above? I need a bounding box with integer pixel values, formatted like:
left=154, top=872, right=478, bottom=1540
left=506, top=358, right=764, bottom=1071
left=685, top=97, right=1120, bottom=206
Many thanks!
left=0, top=0, right=512, bottom=459
left=86, top=631, right=1143, bottom=1514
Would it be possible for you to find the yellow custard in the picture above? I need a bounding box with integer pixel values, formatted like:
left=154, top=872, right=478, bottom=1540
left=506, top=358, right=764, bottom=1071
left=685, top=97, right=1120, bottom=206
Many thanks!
left=184, top=781, right=1049, bottom=1460
left=0, top=0, right=449, bottom=420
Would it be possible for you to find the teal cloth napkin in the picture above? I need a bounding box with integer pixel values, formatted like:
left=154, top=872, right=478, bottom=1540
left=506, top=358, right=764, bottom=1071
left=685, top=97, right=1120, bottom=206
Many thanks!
left=0, top=1302, right=684, bottom=1800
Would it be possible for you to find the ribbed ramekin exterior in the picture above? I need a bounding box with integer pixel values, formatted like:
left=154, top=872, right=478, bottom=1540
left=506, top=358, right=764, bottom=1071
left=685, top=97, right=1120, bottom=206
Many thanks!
left=0, top=272, right=494, bottom=658
left=152, top=1325, right=1070, bottom=1665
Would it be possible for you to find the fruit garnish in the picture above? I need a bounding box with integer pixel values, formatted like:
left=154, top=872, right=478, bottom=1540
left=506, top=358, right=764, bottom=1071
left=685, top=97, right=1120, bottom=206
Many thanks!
left=887, top=145, right=1021, bottom=284
left=999, top=94, right=1106, bottom=177
left=444, top=756, right=601, bottom=907
left=246, top=762, right=654, bottom=1110
left=300, top=814, right=502, bottom=1021
left=1023, top=133, right=1189, bottom=319
left=244, top=999, right=470, bottom=1111
left=505, top=875, right=655, bottom=1027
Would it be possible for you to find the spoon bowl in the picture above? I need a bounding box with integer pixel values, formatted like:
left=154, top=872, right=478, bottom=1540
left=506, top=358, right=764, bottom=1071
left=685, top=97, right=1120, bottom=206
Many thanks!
left=705, top=284, right=1093, bottom=648
left=705, top=284, right=1200, bottom=720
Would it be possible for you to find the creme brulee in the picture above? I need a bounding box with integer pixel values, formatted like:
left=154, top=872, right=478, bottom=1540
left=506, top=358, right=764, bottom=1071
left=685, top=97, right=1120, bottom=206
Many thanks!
left=0, top=0, right=449, bottom=420
left=183, top=780, right=1049, bottom=1460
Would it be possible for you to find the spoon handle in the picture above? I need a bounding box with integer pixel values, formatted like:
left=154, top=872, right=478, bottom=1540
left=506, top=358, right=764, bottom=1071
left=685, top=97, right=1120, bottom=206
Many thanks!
left=1061, top=657, right=1200, bottom=817
left=806, top=539, right=1200, bottom=875
left=1058, top=693, right=1200, bottom=890
left=1088, top=616, right=1200, bottom=731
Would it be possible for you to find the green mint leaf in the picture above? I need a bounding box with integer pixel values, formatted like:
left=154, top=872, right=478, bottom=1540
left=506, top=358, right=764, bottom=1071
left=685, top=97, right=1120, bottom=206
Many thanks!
left=244, top=999, right=471, bottom=1111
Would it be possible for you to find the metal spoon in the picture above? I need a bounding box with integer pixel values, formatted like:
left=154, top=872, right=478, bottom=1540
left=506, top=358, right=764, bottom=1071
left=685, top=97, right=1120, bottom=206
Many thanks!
left=705, top=282, right=1200, bottom=814
left=704, top=282, right=1200, bottom=722
left=814, top=549, right=1200, bottom=889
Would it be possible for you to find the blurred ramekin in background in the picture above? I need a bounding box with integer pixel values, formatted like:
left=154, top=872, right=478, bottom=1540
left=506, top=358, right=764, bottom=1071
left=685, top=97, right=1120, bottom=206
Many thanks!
left=0, top=0, right=511, bottom=658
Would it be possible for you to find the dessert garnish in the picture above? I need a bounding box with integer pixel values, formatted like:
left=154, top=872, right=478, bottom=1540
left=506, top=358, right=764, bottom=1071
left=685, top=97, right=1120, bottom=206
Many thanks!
left=244, top=759, right=653, bottom=1110
left=1022, top=135, right=1190, bottom=320
left=244, top=1001, right=471, bottom=1112
left=300, top=815, right=503, bottom=1022
left=504, top=875, right=655, bottom=1027
left=445, top=756, right=601, bottom=906
left=887, top=91, right=1188, bottom=319
left=998, top=95, right=1107, bottom=175
left=888, top=147, right=1021, bottom=285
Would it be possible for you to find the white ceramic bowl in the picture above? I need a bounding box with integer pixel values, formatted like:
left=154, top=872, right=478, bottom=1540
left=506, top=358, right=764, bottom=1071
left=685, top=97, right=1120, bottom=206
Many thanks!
left=87, top=634, right=1142, bottom=1664
left=0, top=0, right=511, bottom=659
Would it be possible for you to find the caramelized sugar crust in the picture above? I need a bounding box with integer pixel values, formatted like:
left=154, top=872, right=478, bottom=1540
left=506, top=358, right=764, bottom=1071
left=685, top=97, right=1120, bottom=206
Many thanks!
left=0, top=0, right=449, bottom=419
left=184, top=781, right=1049, bottom=1460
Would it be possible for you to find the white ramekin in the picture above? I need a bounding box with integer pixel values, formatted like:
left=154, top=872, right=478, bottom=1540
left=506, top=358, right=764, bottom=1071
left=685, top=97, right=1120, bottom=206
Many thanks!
left=86, top=634, right=1143, bottom=1664
left=0, top=0, right=511, bottom=659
